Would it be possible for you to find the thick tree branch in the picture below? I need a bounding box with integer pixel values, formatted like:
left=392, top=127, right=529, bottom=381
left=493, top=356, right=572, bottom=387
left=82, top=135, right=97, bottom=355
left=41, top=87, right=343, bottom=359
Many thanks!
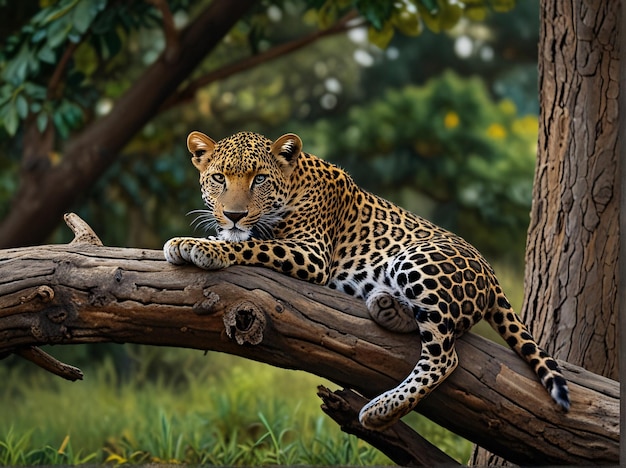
left=0, top=216, right=618, bottom=466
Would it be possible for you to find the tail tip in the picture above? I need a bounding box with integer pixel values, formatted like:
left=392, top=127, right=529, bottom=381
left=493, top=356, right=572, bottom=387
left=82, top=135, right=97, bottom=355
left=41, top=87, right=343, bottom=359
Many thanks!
left=551, top=382, right=571, bottom=412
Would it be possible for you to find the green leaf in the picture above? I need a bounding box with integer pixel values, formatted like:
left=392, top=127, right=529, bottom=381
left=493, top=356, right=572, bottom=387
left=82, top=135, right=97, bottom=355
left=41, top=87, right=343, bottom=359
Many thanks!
left=15, top=94, right=28, bottom=119
left=47, top=17, right=73, bottom=48
left=439, top=1, right=463, bottom=30
left=37, top=44, right=56, bottom=64
left=23, top=82, right=47, bottom=100
left=40, top=0, right=79, bottom=25
left=72, top=0, right=99, bottom=34
left=68, top=32, right=82, bottom=43
left=37, top=112, right=49, bottom=133
left=392, top=8, right=423, bottom=37
left=463, top=0, right=489, bottom=21
left=31, top=28, right=48, bottom=43
left=2, top=43, right=31, bottom=84
left=3, top=103, right=19, bottom=136
left=53, top=110, right=70, bottom=139
left=73, top=43, right=98, bottom=76
left=316, top=1, right=337, bottom=29
left=356, top=0, right=394, bottom=30
left=417, top=4, right=439, bottom=32
left=417, top=0, right=463, bottom=32
left=101, top=30, right=122, bottom=58
left=0, top=85, right=13, bottom=107
left=368, top=23, right=394, bottom=49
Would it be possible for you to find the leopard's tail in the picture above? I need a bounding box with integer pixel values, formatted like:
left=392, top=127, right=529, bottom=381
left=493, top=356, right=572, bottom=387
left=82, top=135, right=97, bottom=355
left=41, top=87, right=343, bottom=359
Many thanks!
left=485, top=291, right=570, bottom=411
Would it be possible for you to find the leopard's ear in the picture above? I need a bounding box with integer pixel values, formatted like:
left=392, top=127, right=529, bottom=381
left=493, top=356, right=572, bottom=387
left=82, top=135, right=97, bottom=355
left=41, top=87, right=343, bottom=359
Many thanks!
left=271, top=133, right=302, bottom=177
left=187, top=131, right=216, bottom=172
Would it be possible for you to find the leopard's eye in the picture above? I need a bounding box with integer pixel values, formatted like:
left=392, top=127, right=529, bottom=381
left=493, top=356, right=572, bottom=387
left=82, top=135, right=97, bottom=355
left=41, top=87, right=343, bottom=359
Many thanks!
left=253, top=174, right=268, bottom=186
left=211, top=173, right=225, bottom=184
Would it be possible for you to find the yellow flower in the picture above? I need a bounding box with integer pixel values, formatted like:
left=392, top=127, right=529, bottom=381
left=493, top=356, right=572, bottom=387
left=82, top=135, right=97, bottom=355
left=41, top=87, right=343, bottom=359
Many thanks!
left=486, top=123, right=507, bottom=139
left=444, top=111, right=459, bottom=129
left=498, top=98, right=517, bottom=116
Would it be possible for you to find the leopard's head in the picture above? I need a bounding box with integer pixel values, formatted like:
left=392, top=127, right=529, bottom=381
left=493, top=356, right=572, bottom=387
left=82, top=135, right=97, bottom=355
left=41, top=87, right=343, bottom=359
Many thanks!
left=187, top=131, right=302, bottom=242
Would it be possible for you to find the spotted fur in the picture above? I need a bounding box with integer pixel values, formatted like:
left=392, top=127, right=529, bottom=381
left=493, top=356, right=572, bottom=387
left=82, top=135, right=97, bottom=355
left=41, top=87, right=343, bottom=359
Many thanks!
left=164, top=131, right=570, bottom=430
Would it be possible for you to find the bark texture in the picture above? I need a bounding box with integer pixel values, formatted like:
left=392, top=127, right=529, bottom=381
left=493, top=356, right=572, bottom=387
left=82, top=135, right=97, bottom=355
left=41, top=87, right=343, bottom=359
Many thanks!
left=0, top=219, right=619, bottom=466
left=525, top=0, right=619, bottom=377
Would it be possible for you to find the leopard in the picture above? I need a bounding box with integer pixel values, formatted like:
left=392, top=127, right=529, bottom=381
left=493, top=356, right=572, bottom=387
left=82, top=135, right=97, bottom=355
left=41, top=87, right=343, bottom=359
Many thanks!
left=164, top=130, right=570, bottom=431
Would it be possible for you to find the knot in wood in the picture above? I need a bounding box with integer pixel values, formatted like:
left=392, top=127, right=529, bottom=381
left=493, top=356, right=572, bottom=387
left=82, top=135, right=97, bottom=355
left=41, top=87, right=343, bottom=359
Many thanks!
left=223, top=300, right=266, bottom=345
left=193, top=290, right=220, bottom=315
left=30, top=321, right=45, bottom=340
left=47, top=308, right=67, bottom=324
left=20, top=285, right=55, bottom=304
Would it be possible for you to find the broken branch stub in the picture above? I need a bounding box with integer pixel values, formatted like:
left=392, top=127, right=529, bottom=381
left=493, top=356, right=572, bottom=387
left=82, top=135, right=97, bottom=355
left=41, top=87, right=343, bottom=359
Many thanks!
left=64, top=212, right=103, bottom=246
left=17, top=346, right=83, bottom=381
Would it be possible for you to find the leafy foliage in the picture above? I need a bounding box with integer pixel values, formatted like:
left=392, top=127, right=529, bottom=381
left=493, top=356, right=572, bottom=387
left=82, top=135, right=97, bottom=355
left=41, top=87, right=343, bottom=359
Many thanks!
left=0, top=0, right=193, bottom=137
left=311, top=0, right=514, bottom=48
left=0, top=0, right=516, bottom=137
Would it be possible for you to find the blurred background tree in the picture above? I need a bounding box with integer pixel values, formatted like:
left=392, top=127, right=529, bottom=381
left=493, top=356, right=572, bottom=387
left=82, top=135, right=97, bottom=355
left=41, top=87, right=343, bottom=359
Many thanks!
left=0, top=0, right=542, bottom=464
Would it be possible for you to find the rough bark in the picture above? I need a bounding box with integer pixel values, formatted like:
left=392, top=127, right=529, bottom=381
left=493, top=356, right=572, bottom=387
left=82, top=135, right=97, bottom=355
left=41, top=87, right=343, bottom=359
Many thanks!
left=525, top=0, right=619, bottom=377
left=471, top=2, right=620, bottom=465
left=0, top=216, right=618, bottom=466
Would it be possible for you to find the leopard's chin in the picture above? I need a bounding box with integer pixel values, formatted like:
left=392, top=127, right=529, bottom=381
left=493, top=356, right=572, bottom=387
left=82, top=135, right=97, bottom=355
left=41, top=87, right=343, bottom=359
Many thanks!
left=218, top=227, right=251, bottom=242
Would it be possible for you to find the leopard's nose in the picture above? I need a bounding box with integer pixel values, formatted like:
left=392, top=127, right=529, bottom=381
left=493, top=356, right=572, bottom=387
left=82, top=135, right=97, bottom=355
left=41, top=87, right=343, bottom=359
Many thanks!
left=224, top=211, right=248, bottom=223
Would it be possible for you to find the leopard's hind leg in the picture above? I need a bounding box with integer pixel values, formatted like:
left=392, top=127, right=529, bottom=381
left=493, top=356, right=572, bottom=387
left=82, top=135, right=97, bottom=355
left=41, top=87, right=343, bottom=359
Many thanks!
left=359, top=306, right=458, bottom=430
left=360, top=249, right=461, bottom=430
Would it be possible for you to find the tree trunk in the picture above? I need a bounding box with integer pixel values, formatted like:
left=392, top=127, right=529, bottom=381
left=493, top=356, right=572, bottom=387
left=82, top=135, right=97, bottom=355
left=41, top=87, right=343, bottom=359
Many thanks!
left=0, top=1, right=256, bottom=249
left=470, top=1, right=620, bottom=465
left=525, top=0, right=619, bottom=378
left=0, top=216, right=618, bottom=466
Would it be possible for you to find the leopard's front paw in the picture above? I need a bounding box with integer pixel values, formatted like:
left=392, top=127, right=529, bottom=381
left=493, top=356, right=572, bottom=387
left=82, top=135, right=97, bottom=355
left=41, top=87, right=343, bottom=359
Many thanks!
left=164, top=237, right=192, bottom=265
left=163, top=237, right=230, bottom=270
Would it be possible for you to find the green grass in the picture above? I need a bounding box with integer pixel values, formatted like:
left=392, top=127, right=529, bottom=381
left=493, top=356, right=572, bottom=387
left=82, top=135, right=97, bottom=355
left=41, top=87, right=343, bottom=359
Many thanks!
left=0, top=263, right=525, bottom=465
left=0, top=348, right=472, bottom=465
left=1, top=350, right=393, bottom=465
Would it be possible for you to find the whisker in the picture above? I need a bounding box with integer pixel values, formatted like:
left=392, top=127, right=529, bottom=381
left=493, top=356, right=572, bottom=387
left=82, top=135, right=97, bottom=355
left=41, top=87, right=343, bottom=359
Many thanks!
left=254, top=218, right=277, bottom=240
left=186, top=209, right=211, bottom=217
left=186, top=209, right=219, bottom=235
